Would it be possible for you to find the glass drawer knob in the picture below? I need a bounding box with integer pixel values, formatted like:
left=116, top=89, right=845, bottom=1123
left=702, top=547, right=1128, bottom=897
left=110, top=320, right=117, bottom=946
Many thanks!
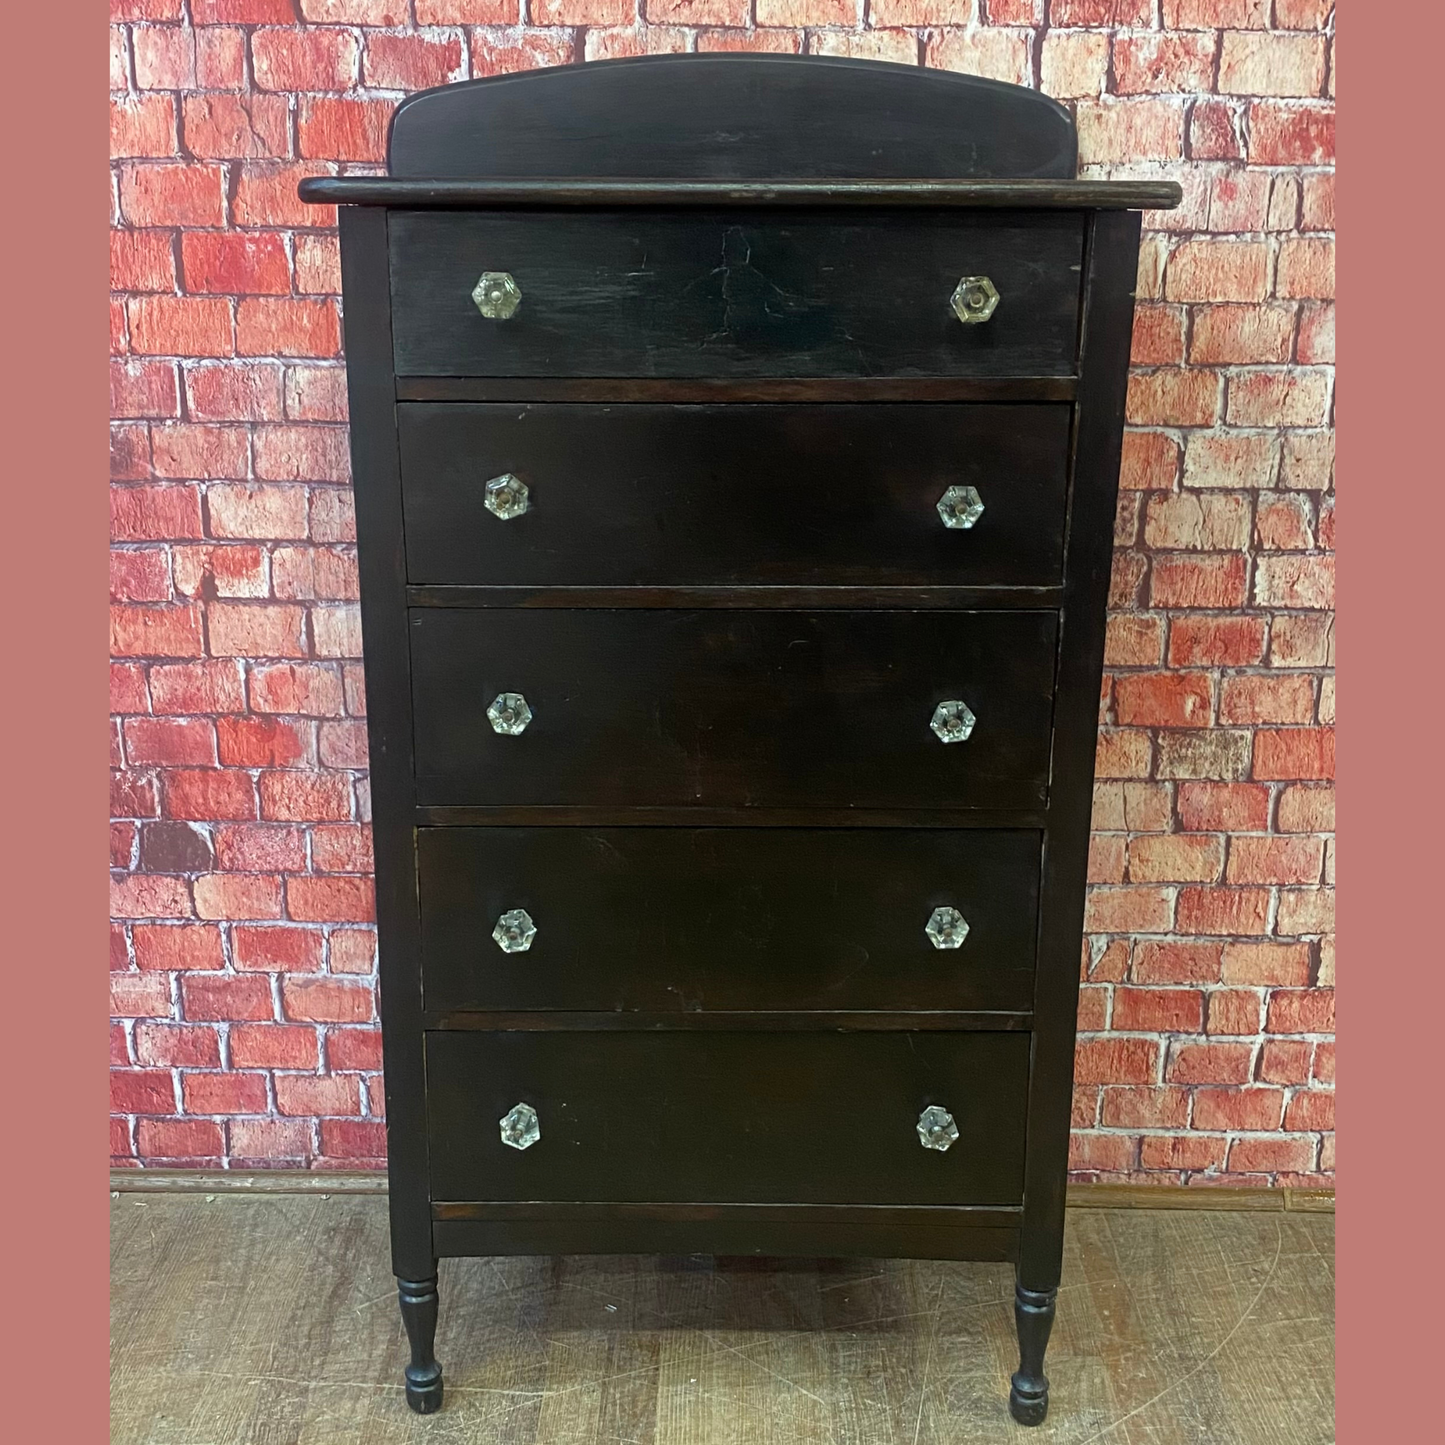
left=472, top=271, right=521, bottom=320
left=937, top=485, right=984, bottom=529
left=930, top=699, right=976, bottom=744
left=500, top=1102, right=540, bottom=1150
left=487, top=692, right=532, bottom=736
left=492, top=908, right=536, bottom=953
left=950, top=275, right=999, bottom=325
left=484, top=473, right=530, bottom=520
left=918, top=1105, right=959, bottom=1152
left=925, top=907, right=970, bottom=950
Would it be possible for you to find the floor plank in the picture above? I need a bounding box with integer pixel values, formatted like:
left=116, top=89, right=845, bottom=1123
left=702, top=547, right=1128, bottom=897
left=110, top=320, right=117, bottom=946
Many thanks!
left=111, top=1194, right=1333, bottom=1444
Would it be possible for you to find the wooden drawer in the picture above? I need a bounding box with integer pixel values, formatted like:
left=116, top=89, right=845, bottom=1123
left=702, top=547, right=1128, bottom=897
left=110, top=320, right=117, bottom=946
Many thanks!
left=425, top=1029, right=1029, bottom=1206
left=418, top=827, right=1040, bottom=1015
left=409, top=609, right=1059, bottom=811
left=388, top=210, right=1084, bottom=378
left=399, top=403, right=1071, bottom=588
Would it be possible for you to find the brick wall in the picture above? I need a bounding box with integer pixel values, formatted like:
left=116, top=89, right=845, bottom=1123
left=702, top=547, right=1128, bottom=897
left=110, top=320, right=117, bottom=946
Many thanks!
left=110, top=2, right=1335, bottom=1184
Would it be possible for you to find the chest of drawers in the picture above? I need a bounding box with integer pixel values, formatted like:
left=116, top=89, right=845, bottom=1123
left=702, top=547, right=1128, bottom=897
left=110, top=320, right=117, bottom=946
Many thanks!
left=304, top=53, right=1179, bottom=1427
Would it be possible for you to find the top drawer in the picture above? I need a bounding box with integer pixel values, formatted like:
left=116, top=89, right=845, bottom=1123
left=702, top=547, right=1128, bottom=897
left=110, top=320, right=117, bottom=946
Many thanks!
left=388, top=210, right=1084, bottom=379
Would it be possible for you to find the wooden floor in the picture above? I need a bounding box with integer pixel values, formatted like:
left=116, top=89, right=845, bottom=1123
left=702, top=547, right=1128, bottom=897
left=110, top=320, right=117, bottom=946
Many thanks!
left=111, top=1193, right=1333, bottom=1445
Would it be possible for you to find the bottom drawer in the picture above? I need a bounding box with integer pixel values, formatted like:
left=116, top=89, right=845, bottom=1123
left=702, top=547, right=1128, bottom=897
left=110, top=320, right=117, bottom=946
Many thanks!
left=426, top=1030, right=1029, bottom=1207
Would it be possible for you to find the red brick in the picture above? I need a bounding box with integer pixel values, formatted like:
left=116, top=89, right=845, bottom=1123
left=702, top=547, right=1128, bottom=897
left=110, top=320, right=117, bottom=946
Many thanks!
left=150, top=424, right=249, bottom=480
left=363, top=31, right=467, bottom=89
left=111, top=229, right=178, bottom=292
left=1227, top=1136, right=1317, bottom=1175
left=113, top=826, right=138, bottom=871
left=1113, top=31, right=1215, bottom=94
left=298, top=97, right=392, bottom=163
left=233, top=163, right=337, bottom=229
left=1100, top=1086, right=1191, bottom=1130
left=112, top=771, right=161, bottom=820
left=1276, top=238, right=1334, bottom=300
left=1104, top=614, right=1164, bottom=668
left=1113, top=988, right=1204, bottom=1034
left=111, top=94, right=177, bottom=159
left=1174, top=783, right=1266, bottom=834
left=1219, top=675, right=1315, bottom=726
left=1052, top=0, right=1150, bottom=20
left=697, top=27, right=805, bottom=53
left=1192, top=1087, right=1284, bottom=1131
left=1189, top=305, right=1294, bottom=365
left=1162, top=0, right=1268, bottom=25
left=149, top=660, right=245, bottom=715
left=1071, top=1086, right=1098, bottom=1127
left=1297, top=303, right=1334, bottom=366
left=1129, top=305, right=1185, bottom=366
left=196, top=23, right=247, bottom=87
left=1277, top=784, right=1333, bottom=834
left=111, top=663, right=150, bottom=715
left=1219, top=32, right=1327, bottom=98
left=213, top=824, right=308, bottom=874
left=1094, top=729, right=1151, bottom=779
left=469, top=27, right=575, bottom=76
left=312, top=825, right=374, bottom=874
left=1074, top=1037, right=1159, bottom=1086
left=1168, top=617, right=1266, bottom=669
left=1254, top=727, right=1334, bottom=781
left=1129, top=835, right=1222, bottom=885
left=192, top=872, right=284, bottom=921
left=1208, top=171, right=1271, bottom=232
left=130, top=924, right=221, bottom=974
left=259, top=771, right=353, bottom=823
left=284, top=366, right=348, bottom=422
left=1118, top=430, right=1180, bottom=492
left=1205, top=988, right=1261, bottom=1037
left=1254, top=554, right=1334, bottom=609
left=1313, top=1043, right=1334, bottom=1085
left=1301, top=173, right=1334, bottom=231
left=110, top=547, right=172, bottom=603
left=275, top=1073, right=363, bottom=1116
left=288, top=875, right=376, bottom=923
left=1144, top=493, right=1251, bottom=552
left=329, top=930, right=377, bottom=975
left=216, top=717, right=312, bottom=769
left=1140, top=1134, right=1225, bottom=1172
left=127, top=296, right=233, bottom=357
left=203, top=483, right=305, bottom=541
left=311, top=488, right=357, bottom=543
left=237, top=298, right=341, bottom=359
left=1126, top=369, right=1219, bottom=427
left=112, top=1069, right=177, bottom=1115
left=1177, top=887, right=1271, bottom=936
left=111, top=360, right=181, bottom=422
left=252, top=27, right=360, bottom=91
left=122, top=718, right=216, bottom=768
left=1255, top=493, right=1315, bottom=550
left=1279, top=432, right=1334, bottom=491
left=181, top=973, right=274, bottom=1022
left=1149, top=554, right=1248, bottom=609
left=1283, top=1091, right=1333, bottom=1132
left=161, top=769, right=254, bottom=822
left=233, top=925, right=325, bottom=973
left=319, top=720, right=370, bottom=772
left=193, top=0, right=297, bottom=17
left=1083, top=887, right=1174, bottom=935
left=172, top=544, right=269, bottom=600
left=328, top=1027, right=384, bottom=1071
left=182, top=1072, right=270, bottom=1114
left=1183, top=432, right=1278, bottom=490
left=1266, top=989, right=1334, bottom=1035
left=1188, top=99, right=1243, bottom=161
left=132, top=24, right=197, bottom=88
left=230, top=1023, right=319, bottom=1070
left=228, top=1118, right=313, bottom=1160
left=1248, top=102, right=1334, bottom=166
left=111, top=1024, right=131, bottom=1066
left=137, top=1118, right=224, bottom=1160
left=1114, top=673, right=1213, bottom=728
left=1277, top=888, right=1333, bottom=936
left=1165, top=242, right=1270, bottom=304
left=1166, top=1038, right=1252, bottom=1082
left=272, top=548, right=360, bottom=602
left=181, top=233, right=290, bottom=297
left=1258, top=1039, right=1313, bottom=1085
left=1087, top=835, right=1125, bottom=885
left=1220, top=942, right=1311, bottom=988
left=1067, top=1133, right=1137, bottom=1175
left=181, top=93, right=290, bottom=159
left=111, top=971, right=175, bottom=1019
left=311, top=605, right=362, bottom=659
left=111, top=603, right=205, bottom=659
left=1077, top=98, right=1184, bottom=163
left=119, top=163, right=225, bottom=228
left=320, top=1118, right=387, bottom=1159
left=112, top=484, right=204, bottom=542
left=254, top=426, right=351, bottom=482
left=206, top=602, right=308, bottom=658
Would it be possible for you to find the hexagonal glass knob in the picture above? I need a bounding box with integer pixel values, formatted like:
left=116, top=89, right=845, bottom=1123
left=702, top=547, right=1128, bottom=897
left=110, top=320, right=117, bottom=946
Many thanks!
left=472, top=271, right=521, bottom=320
left=484, top=473, right=530, bottom=520
left=487, top=692, right=532, bottom=736
left=925, top=906, right=970, bottom=950
left=950, top=275, right=999, bottom=325
left=492, top=908, right=536, bottom=953
left=499, top=1102, right=540, bottom=1151
left=917, top=1105, right=959, bottom=1152
left=937, top=485, right=984, bottom=530
left=930, top=699, right=976, bottom=744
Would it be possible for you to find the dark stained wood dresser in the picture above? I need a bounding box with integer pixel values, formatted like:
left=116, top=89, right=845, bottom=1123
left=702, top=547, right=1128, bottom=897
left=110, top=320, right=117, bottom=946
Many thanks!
left=303, top=54, right=1179, bottom=1427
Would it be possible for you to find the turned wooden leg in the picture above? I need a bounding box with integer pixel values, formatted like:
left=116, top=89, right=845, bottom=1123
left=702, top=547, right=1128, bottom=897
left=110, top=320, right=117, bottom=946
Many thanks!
left=1009, top=1281, right=1056, bottom=1426
left=398, top=1274, right=444, bottom=1414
